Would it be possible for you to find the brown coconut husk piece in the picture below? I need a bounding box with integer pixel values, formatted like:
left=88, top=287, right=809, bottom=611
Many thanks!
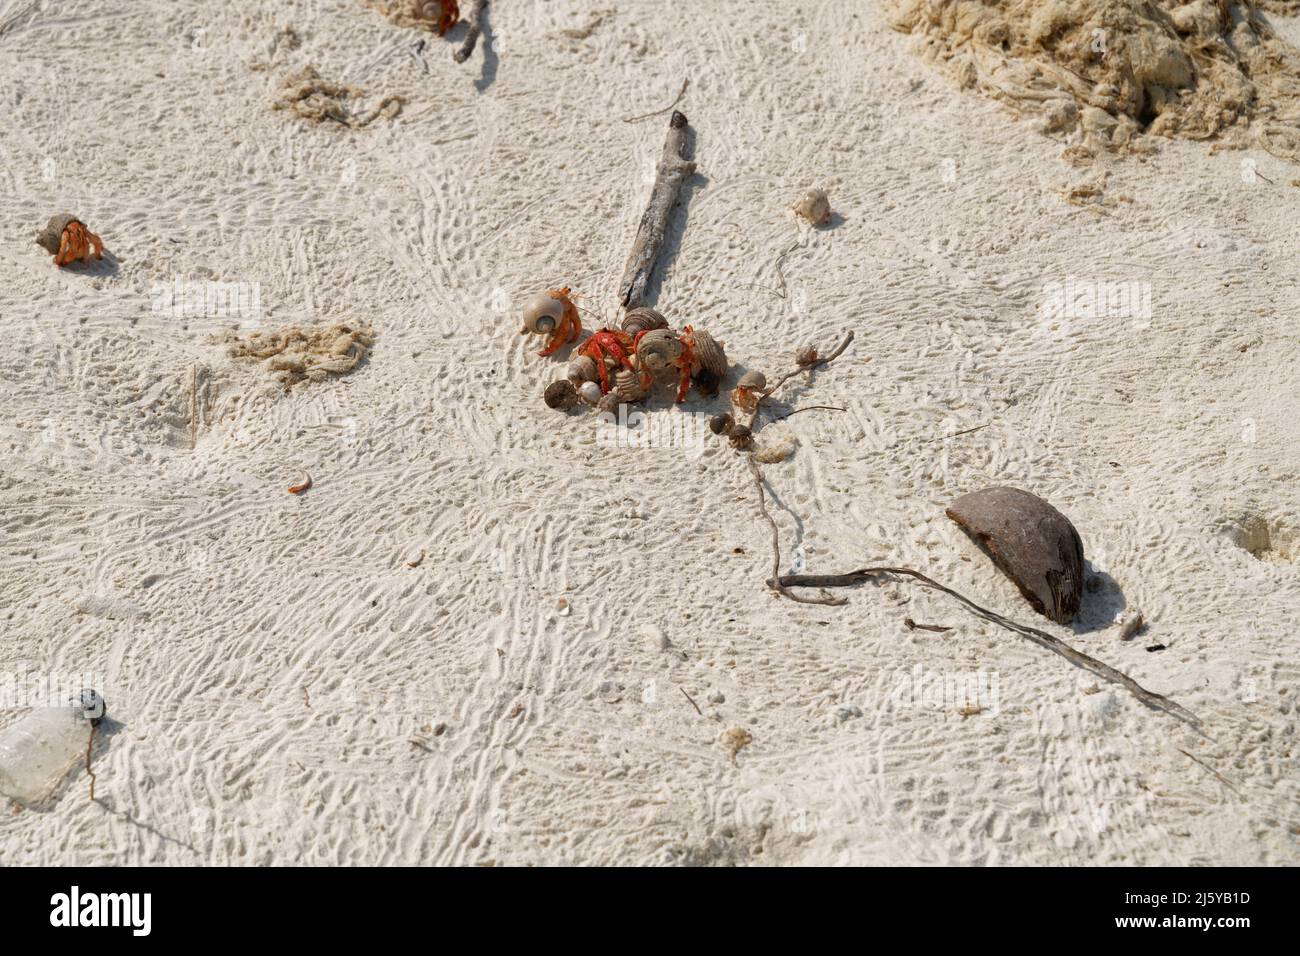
left=946, top=486, right=1085, bottom=625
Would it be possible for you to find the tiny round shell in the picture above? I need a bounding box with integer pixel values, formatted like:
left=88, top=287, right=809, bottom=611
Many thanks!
left=566, top=355, right=598, bottom=384
left=635, top=328, right=683, bottom=372
left=709, top=413, right=734, bottom=436
left=737, top=370, right=766, bottom=391
left=578, top=381, right=602, bottom=405
left=544, top=380, right=578, bottom=411
left=621, top=307, right=668, bottom=336
left=688, top=328, right=727, bottom=379
left=794, top=188, right=831, bottom=226
left=612, top=368, right=649, bottom=402
left=520, top=291, right=566, bottom=335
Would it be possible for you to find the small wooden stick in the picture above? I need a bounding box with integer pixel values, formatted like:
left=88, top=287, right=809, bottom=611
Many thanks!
left=1177, top=748, right=1242, bottom=796
left=775, top=566, right=1200, bottom=729
left=618, top=110, right=695, bottom=310
left=679, top=687, right=703, bottom=716
left=623, top=79, right=689, bottom=124
left=85, top=724, right=97, bottom=801
left=747, top=457, right=846, bottom=606
left=453, top=0, right=488, bottom=64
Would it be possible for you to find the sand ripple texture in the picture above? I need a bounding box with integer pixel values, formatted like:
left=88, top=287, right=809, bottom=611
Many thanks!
left=0, top=0, right=1296, bottom=865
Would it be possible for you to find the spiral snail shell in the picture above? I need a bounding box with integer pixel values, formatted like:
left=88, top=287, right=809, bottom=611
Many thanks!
left=686, top=328, right=728, bottom=380
left=621, top=307, right=669, bottom=337
left=520, top=291, right=567, bottom=335
left=612, top=367, right=650, bottom=403
left=566, top=354, right=598, bottom=384
left=794, top=188, right=832, bottom=226
left=635, top=328, right=683, bottom=373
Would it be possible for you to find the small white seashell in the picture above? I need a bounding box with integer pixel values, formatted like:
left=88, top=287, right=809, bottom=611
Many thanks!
left=520, top=291, right=566, bottom=335
left=737, top=370, right=766, bottom=391
left=794, top=188, right=832, bottom=226
left=579, top=381, right=602, bottom=405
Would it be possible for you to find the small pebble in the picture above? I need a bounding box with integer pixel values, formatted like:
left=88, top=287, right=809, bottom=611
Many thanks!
left=707, top=689, right=725, bottom=705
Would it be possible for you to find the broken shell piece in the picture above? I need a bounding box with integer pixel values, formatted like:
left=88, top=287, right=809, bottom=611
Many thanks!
left=635, top=328, right=683, bottom=373
left=578, top=381, right=602, bottom=405
left=566, top=354, right=598, bottom=384
left=945, top=486, right=1085, bottom=626
left=1116, top=610, right=1145, bottom=641
left=544, top=380, right=578, bottom=411
left=794, top=188, right=832, bottom=226
left=621, top=307, right=668, bottom=337
left=520, top=291, right=566, bottom=335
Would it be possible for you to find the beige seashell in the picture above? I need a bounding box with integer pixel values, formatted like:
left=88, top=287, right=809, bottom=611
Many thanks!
left=794, top=188, right=832, bottom=226
left=737, top=370, right=766, bottom=391
left=578, top=381, right=602, bottom=405
left=635, top=328, right=683, bottom=373
left=520, top=291, right=566, bottom=335
left=621, top=307, right=668, bottom=336
left=687, top=328, right=727, bottom=379
left=612, top=367, right=650, bottom=402
left=596, top=391, right=621, bottom=415
left=566, top=355, right=598, bottom=384
left=34, top=213, right=79, bottom=255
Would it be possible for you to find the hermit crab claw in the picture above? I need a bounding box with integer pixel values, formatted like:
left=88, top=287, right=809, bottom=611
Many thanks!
left=520, top=292, right=565, bottom=335
left=946, top=486, right=1085, bottom=626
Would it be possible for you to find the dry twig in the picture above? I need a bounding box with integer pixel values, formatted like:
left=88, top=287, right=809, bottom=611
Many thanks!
left=454, top=0, right=488, bottom=63
left=623, top=79, right=689, bottom=124
left=85, top=724, right=97, bottom=802
left=775, top=566, right=1200, bottom=729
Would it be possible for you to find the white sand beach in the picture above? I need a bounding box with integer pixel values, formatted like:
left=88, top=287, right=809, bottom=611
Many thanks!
left=1, top=0, right=1297, bottom=865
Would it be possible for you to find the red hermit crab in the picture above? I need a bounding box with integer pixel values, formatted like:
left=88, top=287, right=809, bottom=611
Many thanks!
left=577, top=328, right=647, bottom=395
left=633, top=324, right=728, bottom=403
left=520, top=287, right=582, bottom=357
left=35, top=214, right=104, bottom=267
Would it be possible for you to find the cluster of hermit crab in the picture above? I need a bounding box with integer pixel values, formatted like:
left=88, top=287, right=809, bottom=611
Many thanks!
left=521, top=288, right=733, bottom=415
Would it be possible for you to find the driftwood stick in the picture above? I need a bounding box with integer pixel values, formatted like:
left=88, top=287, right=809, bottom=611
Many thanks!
left=774, top=566, right=1201, bottom=729
left=618, top=110, right=695, bottom=310
left=747, top=457, right=847, bottom=606
left=453, top=0, right=488, bottom=64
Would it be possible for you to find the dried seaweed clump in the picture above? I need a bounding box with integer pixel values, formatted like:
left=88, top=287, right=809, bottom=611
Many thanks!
left=272, top=65, right=405, bottom=127
left=359, top=0, right=456, bottom=32
left=225, top=324, right=375, bottom=387
left=886, top=1, right=1300, bottom=160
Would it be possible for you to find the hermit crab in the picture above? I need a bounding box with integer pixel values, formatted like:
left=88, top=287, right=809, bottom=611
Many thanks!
left=633, top=325, right=727, bottom=403
left=793, top=188, right=832, bottom=226
left=520, top=288, right=582, bottom=357
left=577, top=328, right=645, bottom=396
left=35, top=214, right=104, bottom=267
